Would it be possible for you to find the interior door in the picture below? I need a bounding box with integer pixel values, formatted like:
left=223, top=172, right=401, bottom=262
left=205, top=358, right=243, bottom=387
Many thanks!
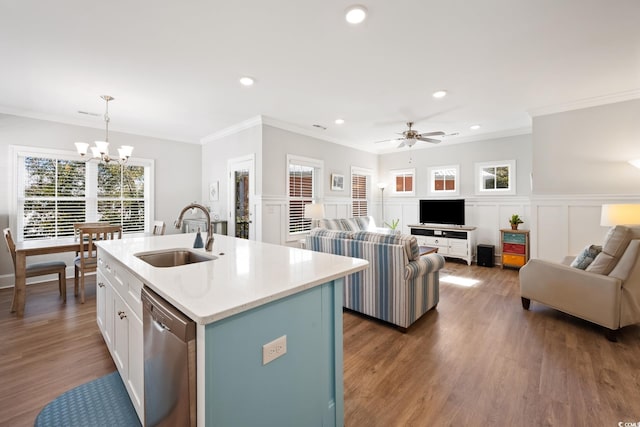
left=228, top=156, right=255, bottom=240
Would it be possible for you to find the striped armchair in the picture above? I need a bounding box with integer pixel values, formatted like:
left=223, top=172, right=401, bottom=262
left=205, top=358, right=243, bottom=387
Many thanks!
left=306, top=228, right=445, bottom=330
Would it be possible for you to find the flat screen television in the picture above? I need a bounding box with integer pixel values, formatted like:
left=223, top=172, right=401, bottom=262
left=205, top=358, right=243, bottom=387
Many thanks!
left=419, top=199, right=465, bottom=226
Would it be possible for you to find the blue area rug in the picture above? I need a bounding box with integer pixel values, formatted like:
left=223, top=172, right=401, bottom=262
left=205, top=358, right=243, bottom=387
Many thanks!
left=35, top=371, right=141, bottom=427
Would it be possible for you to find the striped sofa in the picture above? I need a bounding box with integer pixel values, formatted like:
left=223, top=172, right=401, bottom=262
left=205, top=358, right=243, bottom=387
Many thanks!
left=317, top=216, right=377, bottom=232
left=306, top=228, right=445, bottom=330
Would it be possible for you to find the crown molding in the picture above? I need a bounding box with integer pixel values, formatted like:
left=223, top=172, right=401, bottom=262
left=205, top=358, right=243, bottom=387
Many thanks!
left=199, top=115, right=263, bottom=144
left=0, top=105, right=198, bottom=144
left=261, top=116, right=346, bottom=145
left=528, top=89, right=640, bottom=118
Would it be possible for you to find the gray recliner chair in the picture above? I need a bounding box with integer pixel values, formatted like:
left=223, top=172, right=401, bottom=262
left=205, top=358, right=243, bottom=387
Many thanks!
left=519, top=226, right=640, bottom=341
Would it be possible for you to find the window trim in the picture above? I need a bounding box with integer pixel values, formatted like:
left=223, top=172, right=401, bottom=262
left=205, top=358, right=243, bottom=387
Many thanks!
left=390, top=168, right=416, bottom=196
left=474, top=159, right=516, bottom=195
left=10, top=145, right=155, bottom=241
left=286, top=154, right=324, bottom=240
left=427, top=164, right=460, bottom=196
left=351, top=166, right=372, bottom=217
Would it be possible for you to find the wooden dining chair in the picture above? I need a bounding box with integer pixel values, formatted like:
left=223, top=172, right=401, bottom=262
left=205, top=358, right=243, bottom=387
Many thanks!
left=152, top=220, right=166, bottom=236
left=74, top=224, right=122, bottom=303
left=3, top=228, right=67, bottom=303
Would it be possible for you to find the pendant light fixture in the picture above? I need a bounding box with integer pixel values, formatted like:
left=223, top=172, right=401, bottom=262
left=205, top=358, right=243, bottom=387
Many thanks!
left=75, top=95, right=133, bottom=164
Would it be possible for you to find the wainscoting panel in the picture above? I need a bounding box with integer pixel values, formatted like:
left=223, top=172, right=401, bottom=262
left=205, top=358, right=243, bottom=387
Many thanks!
left=535, top=204, right=567, bottom=262
left=259, top=194, right=638, bottom=263
left=568, top=204, right=604, bottom=255
left=468, top=204, right=501, bottom=250
left=530, top=195, right=637, bottom=262
left=262, top=202, right=285, bottom=246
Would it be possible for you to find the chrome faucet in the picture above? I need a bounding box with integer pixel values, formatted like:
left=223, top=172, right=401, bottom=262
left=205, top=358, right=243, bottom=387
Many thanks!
left=174, top=203, right=214, bottom=252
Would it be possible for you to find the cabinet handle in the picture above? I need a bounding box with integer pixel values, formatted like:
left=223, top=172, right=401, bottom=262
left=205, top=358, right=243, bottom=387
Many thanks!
left=98, top=282, right=105, bottom=288
left=118, top=311, right=127, bottom=320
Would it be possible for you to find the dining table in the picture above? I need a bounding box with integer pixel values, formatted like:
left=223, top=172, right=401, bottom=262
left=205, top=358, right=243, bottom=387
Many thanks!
left=11, top=237, right=86, bottom=317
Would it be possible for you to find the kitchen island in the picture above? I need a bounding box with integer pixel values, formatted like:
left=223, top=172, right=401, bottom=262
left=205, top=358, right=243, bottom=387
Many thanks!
left=95, top=232, right=368, bottom=426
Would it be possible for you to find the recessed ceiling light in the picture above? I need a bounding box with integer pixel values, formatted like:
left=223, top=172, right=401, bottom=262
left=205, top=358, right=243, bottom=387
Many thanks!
left=335, top=119, right=345, bottom=125
left=470, top=124, right=481, bottom=130
left=432, top=90, right=447, bottom=98
left=345, top=5, right=367, bottom=24
left=239, top=76, right=255, bottom=86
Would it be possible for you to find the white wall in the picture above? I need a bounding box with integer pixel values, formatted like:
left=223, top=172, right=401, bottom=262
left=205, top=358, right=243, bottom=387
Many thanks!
left=531, top=99, right=640, bottom=261
left=0, top=113, right=202, bottom=287
left=377, top=134, right=533, bottom=261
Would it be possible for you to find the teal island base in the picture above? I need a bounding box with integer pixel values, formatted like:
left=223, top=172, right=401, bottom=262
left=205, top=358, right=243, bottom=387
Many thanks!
left=200, top=279, right=344, bottom=427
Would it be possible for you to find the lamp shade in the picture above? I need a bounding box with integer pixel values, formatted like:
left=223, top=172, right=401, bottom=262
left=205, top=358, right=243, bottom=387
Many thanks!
left=304, top=203, right=325, bottom=220
left=600, top=204, right=640, bottom=226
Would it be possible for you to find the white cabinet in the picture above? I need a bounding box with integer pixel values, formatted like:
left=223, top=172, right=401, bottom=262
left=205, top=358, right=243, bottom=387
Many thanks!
left=97, top=250, right=144, bottom=423
left=409, top=225, right=476, bottom=265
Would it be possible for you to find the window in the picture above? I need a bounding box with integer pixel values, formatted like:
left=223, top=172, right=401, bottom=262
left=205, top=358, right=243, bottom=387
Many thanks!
left=351, top=167, right=372, bottom=217
left=391, top=168, right=415, bottom=195
left=287, top=155, right=323, bottom=236
left=12, top=146, right=154, bottom=241
left=97, top=163, right=146, bottom=233
left=428, top=165, right=459, bottom=196
left=475, top=160, right=516, bottom=195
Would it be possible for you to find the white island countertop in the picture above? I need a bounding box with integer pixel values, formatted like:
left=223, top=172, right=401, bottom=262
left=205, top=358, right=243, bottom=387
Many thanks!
left=96, top=233, right=368, bottom=324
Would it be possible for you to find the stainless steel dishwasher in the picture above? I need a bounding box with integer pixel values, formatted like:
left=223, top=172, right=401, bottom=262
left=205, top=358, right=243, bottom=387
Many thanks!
left=142, top=287, right=196, bottom=427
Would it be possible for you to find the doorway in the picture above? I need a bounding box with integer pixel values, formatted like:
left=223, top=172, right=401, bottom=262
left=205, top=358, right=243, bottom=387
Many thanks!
left=228, top=155, right=255, bottom=240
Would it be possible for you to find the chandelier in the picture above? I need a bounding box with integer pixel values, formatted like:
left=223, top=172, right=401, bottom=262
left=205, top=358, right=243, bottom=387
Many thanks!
left=74, top=95, right=133, bottom=164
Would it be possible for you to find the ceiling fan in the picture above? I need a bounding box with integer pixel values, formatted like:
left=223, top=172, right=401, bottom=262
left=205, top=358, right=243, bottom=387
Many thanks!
left=375, top=122, right=446, bottom=148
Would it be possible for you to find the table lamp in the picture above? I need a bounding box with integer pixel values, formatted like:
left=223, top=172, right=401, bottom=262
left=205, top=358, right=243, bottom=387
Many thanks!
left=304, top=203, right=325, bottom=229
left=600, top=204, right=640, bottom=226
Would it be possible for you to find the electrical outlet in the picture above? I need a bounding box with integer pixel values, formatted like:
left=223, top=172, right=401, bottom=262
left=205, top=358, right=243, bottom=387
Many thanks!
left=262, top=335, right=287, bottom=365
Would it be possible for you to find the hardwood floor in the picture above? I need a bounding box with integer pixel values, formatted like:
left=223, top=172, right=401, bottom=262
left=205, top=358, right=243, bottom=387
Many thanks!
left=1, top=263, right=639, bottom=426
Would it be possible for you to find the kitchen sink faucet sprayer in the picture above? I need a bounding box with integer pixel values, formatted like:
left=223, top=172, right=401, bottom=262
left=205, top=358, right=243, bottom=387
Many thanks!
left=174, top=203, right=214, bottom=252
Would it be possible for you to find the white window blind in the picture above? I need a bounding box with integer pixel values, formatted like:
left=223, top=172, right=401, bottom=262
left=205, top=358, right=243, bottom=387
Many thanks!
left=352, top=173, right=368, bottom=217
left=21, top=157, right=86, bottom=239
left=98, top=163, right=145, bottom=233
left=289, top=164, right=314, bottom=233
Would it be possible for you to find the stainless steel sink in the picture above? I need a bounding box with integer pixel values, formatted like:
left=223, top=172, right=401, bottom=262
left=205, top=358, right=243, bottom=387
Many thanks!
left=135, top=249, right=217, bottom=267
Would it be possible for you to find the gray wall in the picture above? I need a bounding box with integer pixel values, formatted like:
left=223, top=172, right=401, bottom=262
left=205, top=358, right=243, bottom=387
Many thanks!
left=532, top=99, right=640, bottom=195
left=261, top=125, right=378, bottom=198
left=0, top=113, right=202, bottom=285
left=378, top=134, right=532, bottom=198
left=200, top=124, right=262, bottom=221
left=529, top=99, right=640, bottom=261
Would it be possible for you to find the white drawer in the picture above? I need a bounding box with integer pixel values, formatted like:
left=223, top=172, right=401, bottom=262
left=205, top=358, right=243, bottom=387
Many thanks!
left=423, top=236, right=447, bottom=246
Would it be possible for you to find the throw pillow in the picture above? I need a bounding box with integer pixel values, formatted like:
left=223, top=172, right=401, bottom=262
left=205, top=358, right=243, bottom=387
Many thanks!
left=585, top=252, right=617, bottom=275
left=570, top=244, right=602, bottom=270
left=601, top=225, right=632, bottom=259
left=585, top=225, right=633, bottom=275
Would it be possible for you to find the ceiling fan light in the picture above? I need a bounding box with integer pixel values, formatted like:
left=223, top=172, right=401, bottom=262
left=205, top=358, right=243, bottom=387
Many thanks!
left=335, top=118, right=345, bottom=125
left=470, top=124, right=481, bottom=130
left=432, top=90, right=447, bottom=98
left=345, top=5, right=367, bottom=24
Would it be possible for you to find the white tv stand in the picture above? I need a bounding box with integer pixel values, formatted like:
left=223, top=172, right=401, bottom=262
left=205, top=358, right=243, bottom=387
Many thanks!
left=409, top=224, right=476, bottom=266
